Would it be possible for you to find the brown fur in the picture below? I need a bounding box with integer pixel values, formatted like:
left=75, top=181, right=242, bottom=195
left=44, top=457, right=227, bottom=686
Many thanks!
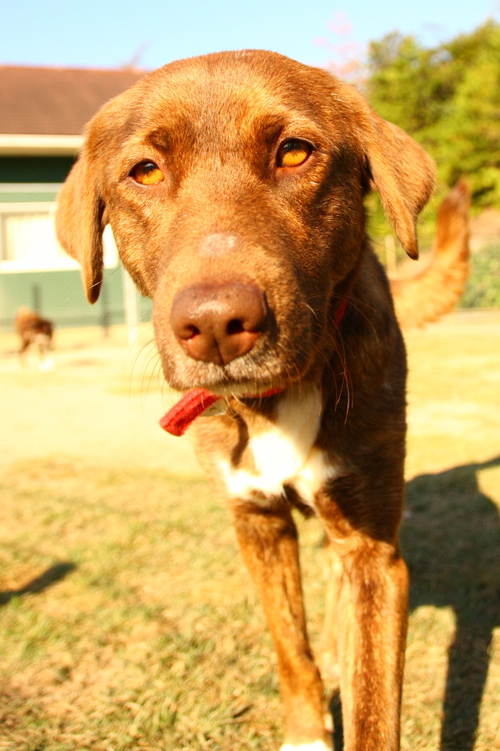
left=56, top=50, right=456, bottom=750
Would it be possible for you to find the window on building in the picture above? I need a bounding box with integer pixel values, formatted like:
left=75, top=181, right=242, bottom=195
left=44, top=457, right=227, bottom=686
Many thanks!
left=0, top=184, right=118, bottom=271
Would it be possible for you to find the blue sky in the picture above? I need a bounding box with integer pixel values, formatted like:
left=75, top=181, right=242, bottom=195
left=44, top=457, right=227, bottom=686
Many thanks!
left=1, top=0, right=499, bottom=71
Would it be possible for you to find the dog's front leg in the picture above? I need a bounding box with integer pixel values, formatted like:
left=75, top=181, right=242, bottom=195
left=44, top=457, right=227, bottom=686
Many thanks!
left=339, top=541, right=408, bottom=751
left=318, top=512, right=409, bottom=751
left=230, top=500, right=332, bottom=751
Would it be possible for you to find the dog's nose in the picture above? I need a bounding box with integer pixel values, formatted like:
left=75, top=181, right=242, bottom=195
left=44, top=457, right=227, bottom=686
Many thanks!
left=170, top=282, right=268, bottom=365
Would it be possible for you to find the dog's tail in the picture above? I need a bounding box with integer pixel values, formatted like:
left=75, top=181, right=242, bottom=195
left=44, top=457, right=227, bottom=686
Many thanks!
left=389, top=179, right=470, bottom=329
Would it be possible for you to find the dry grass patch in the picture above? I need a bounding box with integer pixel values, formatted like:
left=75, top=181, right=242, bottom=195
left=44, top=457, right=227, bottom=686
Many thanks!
left=1, top=457, right=499, bottom=750
left=0, top=461, right=287, bottom=750
left=1, top=313, right=500, bottom=750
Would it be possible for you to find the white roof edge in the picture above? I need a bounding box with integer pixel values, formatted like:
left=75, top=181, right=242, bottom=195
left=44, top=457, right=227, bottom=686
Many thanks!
left=0, top=134, right=83, bottom=155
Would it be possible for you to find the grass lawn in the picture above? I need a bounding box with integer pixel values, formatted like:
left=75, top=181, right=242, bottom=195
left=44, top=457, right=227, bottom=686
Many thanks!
left=1, top=313, right=499, bottom=750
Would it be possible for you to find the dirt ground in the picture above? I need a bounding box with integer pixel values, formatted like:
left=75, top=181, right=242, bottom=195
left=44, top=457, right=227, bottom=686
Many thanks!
left=1, top=311, right=500, bottom=482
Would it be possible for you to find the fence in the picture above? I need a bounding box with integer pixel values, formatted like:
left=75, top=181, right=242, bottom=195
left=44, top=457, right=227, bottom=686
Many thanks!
left=0, top=265, right=152, bottom=335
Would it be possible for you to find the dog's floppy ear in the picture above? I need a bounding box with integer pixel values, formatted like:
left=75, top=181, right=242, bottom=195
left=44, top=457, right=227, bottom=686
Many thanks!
left=347, top=87, right=435, bottom=260
left=56, top=149, right=106, bottom=304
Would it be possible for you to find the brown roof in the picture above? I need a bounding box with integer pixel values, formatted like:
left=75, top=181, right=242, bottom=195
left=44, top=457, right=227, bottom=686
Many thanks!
left=0, top=66, right=145, bottom=135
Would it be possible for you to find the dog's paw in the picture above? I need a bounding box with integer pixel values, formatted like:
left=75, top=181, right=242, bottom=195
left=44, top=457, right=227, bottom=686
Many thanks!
left=280, top=740, right=333, bottom=751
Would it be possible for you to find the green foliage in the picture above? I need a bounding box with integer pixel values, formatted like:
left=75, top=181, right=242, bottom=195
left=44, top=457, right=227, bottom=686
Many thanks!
left=459, top=244, right=500, bottom=308
left=366, top=21, right=500, bottom=209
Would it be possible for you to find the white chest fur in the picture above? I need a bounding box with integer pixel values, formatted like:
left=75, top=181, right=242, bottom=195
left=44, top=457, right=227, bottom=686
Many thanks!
left=219, top=386, right=338, bottom=505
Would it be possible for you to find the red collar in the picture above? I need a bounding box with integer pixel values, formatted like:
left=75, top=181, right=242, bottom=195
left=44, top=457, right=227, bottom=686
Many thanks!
left=159, top=297, right=349, bottom=436
left=334, top=296, right=349, bottom=326
left=159, top=386, right=283, bottom=436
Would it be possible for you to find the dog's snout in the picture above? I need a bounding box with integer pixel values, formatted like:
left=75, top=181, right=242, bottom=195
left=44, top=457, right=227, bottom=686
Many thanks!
left=170, top=282, right=268, bottom=366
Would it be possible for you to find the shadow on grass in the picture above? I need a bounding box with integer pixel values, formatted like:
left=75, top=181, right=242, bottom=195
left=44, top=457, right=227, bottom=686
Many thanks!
left=401, top=456, right=500, bottom=751
left=330, top=456, right=500, bottom=751
left=0, top=562, right=76, bottom=606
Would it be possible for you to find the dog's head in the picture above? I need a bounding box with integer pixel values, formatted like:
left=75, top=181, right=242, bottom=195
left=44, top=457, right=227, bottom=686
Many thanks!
left=57, top=50, right=434, bottom=393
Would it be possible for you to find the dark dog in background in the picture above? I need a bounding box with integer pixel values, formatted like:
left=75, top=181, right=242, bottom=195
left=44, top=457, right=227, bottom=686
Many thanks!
left=56, top=50, right=469, bottom=751
left=15, top=306, right=54, bottom=370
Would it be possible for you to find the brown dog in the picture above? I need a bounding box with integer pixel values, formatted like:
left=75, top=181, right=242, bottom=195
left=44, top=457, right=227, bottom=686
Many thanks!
left=15, top=306, right=54, bottom=369
left=56, top=50, right=441, bottom=750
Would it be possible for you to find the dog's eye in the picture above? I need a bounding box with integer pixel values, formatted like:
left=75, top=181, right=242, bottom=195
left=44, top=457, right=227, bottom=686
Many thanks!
left=277, top=139, right=313, bottom=168
left=129, top=161, right=164, bottom=185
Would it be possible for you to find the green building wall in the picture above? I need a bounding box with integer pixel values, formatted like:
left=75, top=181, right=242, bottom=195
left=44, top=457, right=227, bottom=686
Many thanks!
left=0, top=267, right=127, bottom=331
left=0, top=156, right=152, bottom=332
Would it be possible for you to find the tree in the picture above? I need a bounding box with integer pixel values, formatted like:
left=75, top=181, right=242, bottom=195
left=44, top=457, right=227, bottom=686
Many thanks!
left=365, top=21, right=500, bottom=210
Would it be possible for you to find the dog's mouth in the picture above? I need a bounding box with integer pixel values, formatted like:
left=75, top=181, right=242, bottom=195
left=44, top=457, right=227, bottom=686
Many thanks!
left=154, top=304, right=308, bottom=395
left=154, top=275, right=353, bottom=435
left=155, top=289, right=350, bottom=435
